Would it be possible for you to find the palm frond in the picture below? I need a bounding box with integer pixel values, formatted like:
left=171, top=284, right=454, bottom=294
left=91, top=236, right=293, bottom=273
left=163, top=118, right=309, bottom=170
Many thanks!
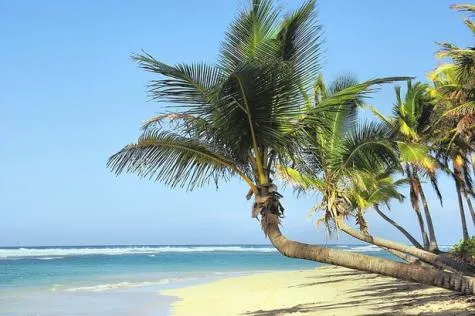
left=219, top=0, right=280, bottom=72
left=339, top=122, right=399, bottom=173
left=311, top=77, right=409, bottom=161
left=428, top=171, right=444, bottom=206
left=277, top=0, right=321, bottom=87
left=276, top=165, right=325, bottom=194
left=316, top=77, right=411, bottom=110
left=443, top=101, right=475, bottom=117
left=437, top=44, right=475, bottom=83
left=108, top=130, right=252, bottom=190
left=396, top=142, right=437, bottom=172
left=450, top=4, right=475, bottom=13
left=133, top=53, right=222, bottom=109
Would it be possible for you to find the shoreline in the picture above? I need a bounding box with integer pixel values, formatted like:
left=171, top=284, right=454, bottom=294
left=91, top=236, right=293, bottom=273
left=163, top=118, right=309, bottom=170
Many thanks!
left=162, top=266, right=475, bottom=315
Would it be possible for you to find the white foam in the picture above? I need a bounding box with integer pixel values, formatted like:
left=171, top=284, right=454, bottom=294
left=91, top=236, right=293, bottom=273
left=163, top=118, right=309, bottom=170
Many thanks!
left=0, top=246, right=277, bottom=259
left=346, top=245, right=383, bottom=252
left=65, top=279, right=171, bottom=292
left=36, top=257, right=64, bottom=260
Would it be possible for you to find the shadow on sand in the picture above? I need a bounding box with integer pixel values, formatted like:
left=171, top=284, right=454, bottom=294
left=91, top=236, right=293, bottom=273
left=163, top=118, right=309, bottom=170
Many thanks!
left=243, top=270, right=475, bottom=316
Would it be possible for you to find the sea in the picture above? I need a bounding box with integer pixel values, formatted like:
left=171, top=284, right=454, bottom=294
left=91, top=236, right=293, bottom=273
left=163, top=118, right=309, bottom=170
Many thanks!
left=0, top=244, right=410, bottom=315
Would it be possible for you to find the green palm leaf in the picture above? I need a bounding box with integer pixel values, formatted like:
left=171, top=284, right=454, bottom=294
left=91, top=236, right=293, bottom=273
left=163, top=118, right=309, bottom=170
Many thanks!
left=339, top=122, right=399, bottom=174
left=396, top=142, right=437, bottom=172
left=133, top=54, right=222, bottom=108
left=219, top=0, right=280, bottom=72
left=276, top=165, right=325, bottom=194
left=107, top=130, right=253, bottom=190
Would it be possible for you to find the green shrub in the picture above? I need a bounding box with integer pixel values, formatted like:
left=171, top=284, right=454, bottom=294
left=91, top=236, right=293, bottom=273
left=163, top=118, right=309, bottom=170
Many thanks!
left=451, top=236, right=475, bottom=258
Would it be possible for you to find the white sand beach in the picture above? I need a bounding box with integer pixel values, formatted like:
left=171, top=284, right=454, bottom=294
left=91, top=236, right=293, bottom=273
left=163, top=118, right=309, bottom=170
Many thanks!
left=164, top=266, right=475, bottom=315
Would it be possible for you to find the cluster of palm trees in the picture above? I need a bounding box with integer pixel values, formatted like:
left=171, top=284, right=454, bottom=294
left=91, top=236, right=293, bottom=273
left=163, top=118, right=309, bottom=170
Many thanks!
left=108, top=1, right=475, bottom=294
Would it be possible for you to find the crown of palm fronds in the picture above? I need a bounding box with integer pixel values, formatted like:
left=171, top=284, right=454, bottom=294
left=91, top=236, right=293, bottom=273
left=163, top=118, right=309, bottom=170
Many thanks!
left=109, top=0, right=325, bottom=190
left=276, top=75, right=407, bottom=232
left=109, top=0, right=407, bottom=196
left=428, top=4, right=475, bottom=145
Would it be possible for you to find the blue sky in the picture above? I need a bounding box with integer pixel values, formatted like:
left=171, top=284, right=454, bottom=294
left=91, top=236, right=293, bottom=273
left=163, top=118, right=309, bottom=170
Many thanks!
left=0, top=0, right=472, bottom=246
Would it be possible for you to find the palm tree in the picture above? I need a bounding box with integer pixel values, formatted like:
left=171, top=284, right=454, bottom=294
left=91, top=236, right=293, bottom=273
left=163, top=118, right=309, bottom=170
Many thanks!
left=395, top=82, right=442, bottom=252
left=344, top=172, right=422, bottom=248
left=370, top=81, right=441, bottom=251
left=338, top=172, right=472, bottom=274
left=433, top=138, right=474, bottom=239
left=277, top=76, right=472, bottom=275
left=108, top=0, right=475, bottom=294
left=427, top=3, right=475, bottom=234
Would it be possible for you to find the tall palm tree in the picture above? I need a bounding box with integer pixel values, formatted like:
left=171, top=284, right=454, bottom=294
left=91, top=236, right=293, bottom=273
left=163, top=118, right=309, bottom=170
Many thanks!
left=395, top=82, right=442, bottom=252
left=429, top=66, right=475, bottom=236
left=108, top=0, right=475, bottom=294
left=370, top=81, right=441, bottom=251
left=427, top=3, right=475, bottom=235
left=432, top=138, right=474, bottom=239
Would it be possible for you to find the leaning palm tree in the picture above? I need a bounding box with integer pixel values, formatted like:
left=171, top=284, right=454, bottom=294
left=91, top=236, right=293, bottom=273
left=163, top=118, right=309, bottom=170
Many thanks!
left=344, top=171, right=420, bottom=248
left=108, top=0, right=475, bottom=294
left=370, top=81, right=442, bottom=251
left=277, top=76, right=472, bottom=275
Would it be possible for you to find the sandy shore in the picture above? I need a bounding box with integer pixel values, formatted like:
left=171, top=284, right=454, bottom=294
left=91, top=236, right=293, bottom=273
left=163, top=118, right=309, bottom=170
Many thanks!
left=163, top=266, right=475, bottom=315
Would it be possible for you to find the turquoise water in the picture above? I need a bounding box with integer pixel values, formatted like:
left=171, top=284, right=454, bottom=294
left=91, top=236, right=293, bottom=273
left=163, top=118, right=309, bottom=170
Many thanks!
left=0, top=244, right=395, bottom=315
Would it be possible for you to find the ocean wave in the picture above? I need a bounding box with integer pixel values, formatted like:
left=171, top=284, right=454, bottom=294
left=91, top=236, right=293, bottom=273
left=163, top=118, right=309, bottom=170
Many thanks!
left=345, top=245, right=383, bottom=252
left=36, top=257, right=64, bottom=260
left=0, top=246, right=277, bottom=259
left=438, top=245, right=452, bottom=251
left=65, top=279, right=171, bottom=292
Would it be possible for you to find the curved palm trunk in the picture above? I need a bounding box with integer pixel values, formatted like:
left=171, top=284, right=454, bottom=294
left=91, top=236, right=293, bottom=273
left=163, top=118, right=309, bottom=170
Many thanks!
left=374, top=206, right=423, bottom=249
left=337, top=220, right=475, bottom=276
left=385, top=249, right=442, bottom=270
left=454, top=162, right=470, bottom=241
left=412, top=169, right=439, bottom=252
left=385, top=248, right=416, bottom=263
left=261, top=213, right=475, bottom=295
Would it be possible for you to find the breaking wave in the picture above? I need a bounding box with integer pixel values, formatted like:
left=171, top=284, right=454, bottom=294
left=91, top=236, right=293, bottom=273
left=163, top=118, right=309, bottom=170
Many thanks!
left=0, top=246, right=277, bottom=259
left=2, top=243, right=442, bottom=259
left=65, top=279, right=171, bottom=292
left=345, top=245, right=383, bottom=252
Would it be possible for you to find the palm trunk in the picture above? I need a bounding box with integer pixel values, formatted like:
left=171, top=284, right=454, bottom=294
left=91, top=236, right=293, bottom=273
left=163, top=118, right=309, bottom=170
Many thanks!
left=385, top=249, right=442, bottom=270
left=407, top=166, right=430, bottom=249
left=461, top=162, right=475, bottom=228
left=338, top=219, right=474, bottom=276
left=465, top=193, right=475, bottom=228
left=385, top=248, right=416, bottom=263
left=410, top=180, right=430, bottom=249
left=412, top=194, right=430, bottom=249
left=262, top=213, right=475, bottom=295
left=374, top=206, right=422, bottom=249
left=471, top=152, right=475, bottom=179
left=454, top=162, right=470, bottom=241
left=412, top=168, right=439, bottom=252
